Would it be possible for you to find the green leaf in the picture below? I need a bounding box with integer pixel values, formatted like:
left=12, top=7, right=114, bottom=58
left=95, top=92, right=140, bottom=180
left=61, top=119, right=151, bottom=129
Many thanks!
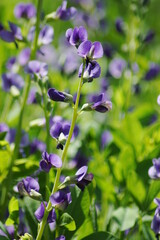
left=60, top=213, right=76, bottom=231
left=81, top=231, right=117, bottom=240
left=112, top=207, right=139, bottom=231
left=144, top=181, right=160, bottom=210
left=5, top=197, right=19, bottom=225
left=127, top=171, right=146, bottom=208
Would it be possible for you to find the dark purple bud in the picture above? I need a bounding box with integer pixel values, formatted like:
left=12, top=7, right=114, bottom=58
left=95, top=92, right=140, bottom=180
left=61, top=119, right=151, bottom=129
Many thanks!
left=2, top=73, right=24, bottom=92
left=0, top=30, right=14, bottom=42
left=27, top=60, right=48, bottom=78
left=18, top=48, right=31, bottom=66
left=48, top=88, right=73, bottom=103
left=38, top=25, right=54, bottom=45
left=92, top=100, right=112, bottom=113
left=151, top=205, right=160, bottom=235
left=144, top=63, right=160, bottom=81
left=56, top=236, right=65, bottom=240
left=6, top=57, right=17, bottom=71
left=79, top=61, right=101, bottom=82
left=115, top=18, right=124, bottom=34
left=109, top=58, right=126, bottom=79
left=55, top=1, right=77, bottom=21
left=78, top=40, right=103, bottom=60
left=14, top=3, right=36, bottom=19
left=148, top=158, right=160, bottom=179
left=35, top=202, right=56, bottom=223
left=75, top=166, right=88, bottom=181
left=50, top=189, right=72, bottom=211
left=143, top=30, right=155, bottom=43
left=76, top=173, right=94, bottom=191
left=66, top=26, right=88, bottom=47
left=9, top=22, right=23, bottom=41
left=40, top=151, right=62, bottom=172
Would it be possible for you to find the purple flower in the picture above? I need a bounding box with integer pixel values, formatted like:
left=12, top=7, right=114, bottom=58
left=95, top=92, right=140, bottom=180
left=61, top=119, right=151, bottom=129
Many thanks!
left=8, top=22, right=23, bottom=41
left=143, top=30, right=155, bottom=43
left=66, top=26, right=88, bottom=47
left=75, top=166, right=93, bottom=191
left=109, top=58, right=126, bottom=79
left=17, top=176, right=41, bottom=200
left=148, top=158, right=160, bottom=179
left=56, top=236, right=65, bottom=240
left=27, top=60, right=48, bottom=78
left=30, top=139, right=46, bottom=154
left=101, top=131, right=112, bottom=149
left=55, top=1, right=77, bottom=21
left=78, top=40, right=103, bottom=60
left=91, top=93, right=112, bottom=113
left=50, top=119, right=79, bottom=150
left=144, top=63, right=160, bottom=81
left=14, top=3, right=36, bottom=19
left=38, top=25, right=54, bottom=45
left=40, top=151, right=62, bottom=172
left=35, top=202, right=56, bottom=223
left=151, top=198, right=160, bottom=235
left=50, top=189, right=72, bottom=211
left=2, top=73, right=24, bottom=92
left=0, top=22, right=22, bottom=43
left=6, top=57, right=17, bottom=72
left=0, top=123, right=9, bottom=133
left=115, top=18, right=124, bottom=34
left=48, top=88, right=73, bottom=103
left=79, top=60, right=101, bottom=82
left=18, top=48, right=31, bottom=66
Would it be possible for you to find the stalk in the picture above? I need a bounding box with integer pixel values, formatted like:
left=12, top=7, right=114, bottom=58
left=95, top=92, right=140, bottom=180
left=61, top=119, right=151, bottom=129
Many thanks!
left=36, top=59, right=86, bottom=240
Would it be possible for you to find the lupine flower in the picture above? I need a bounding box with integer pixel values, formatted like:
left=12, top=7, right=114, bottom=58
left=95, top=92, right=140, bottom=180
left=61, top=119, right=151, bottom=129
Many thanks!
left=66, top=26, right=88, bottom=47
left=50, top=119, right=79, bottom=150
left=148, top=158, right=160, bottom=179
left=14, top=3, right=36, bottom=19
left=115, top=17, right=124, bottom=34
left=17, top=176, right=41, bottom=200
left=6, top=57, right=17, bottom=72
left=38, top=25, right=54, bottom=45
left=35, top=202, right=56, bottom=223
left=75, top=166, right=94, bottom=191
left=48, top=88, right=73, bottom=103
left=0, top=22, right=22, bottom=43
left=50, top=189, right=72, bottom=211
left=77, top=40, right=103, bottom=60
left=144, top=63, right=160, bottom=81
left=40, top=151, right=62, bottom=173
left=143, top=30, right=155, bottom=43
left=0, top=123, right=9, bottom=134
left=151, top=198, right=160, bottom=235
left=78, top=60, right=101, bottom=82
left=82, top=93, right=112, bottom=113
left=18, top=48, right=31, bottom=66
left=56, top=236, right=65, bottom=240
left=48, top=1, right=77, bottom=21
left=101, top=131, right=112, bottom=149
left=30, top=139, right=46, bottom=154
left=103, top=43, right=114, bottom=59
left=2, top=73, right=24, bottom=92
left=26, top=60, right=48, bottom=78
left=109, top=58, right=126, bottom=79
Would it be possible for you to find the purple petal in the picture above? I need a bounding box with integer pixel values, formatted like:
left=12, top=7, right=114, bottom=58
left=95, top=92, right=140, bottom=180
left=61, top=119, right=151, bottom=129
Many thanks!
left=9, top=22, right=23, bottom=40
left=66, top=28, right=73, bottom=42
left=0, top=30, right=14, bottom=42
left=40, top=160, right=51, bottom=173
left=75, top=166, right=88, bottom=181
left=34, top=202, right=45, bottom=221
left=18, top=48, right=31, bottom=66
left=77, top=40, right=92, bottom=58
left=50, top=122, right=62, bottom=139
left=49, top=154, right=62, bottom=168
left=48, top=88, right=65, bottom=102
left=92, top=42, right=103, bottom=59
left=78, top=26, right=88, bottom=42
left=56, top=236, right=66, bottom=240
left=39, top=25, right=54, bottom=45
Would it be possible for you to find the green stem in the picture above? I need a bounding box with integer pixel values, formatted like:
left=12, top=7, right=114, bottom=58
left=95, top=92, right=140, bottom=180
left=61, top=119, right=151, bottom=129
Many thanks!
left=36, top=59, right=86, bottom=240
left=1, top=94, right=13, bottom=122
left=0, top=0, right=43, bottom=218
